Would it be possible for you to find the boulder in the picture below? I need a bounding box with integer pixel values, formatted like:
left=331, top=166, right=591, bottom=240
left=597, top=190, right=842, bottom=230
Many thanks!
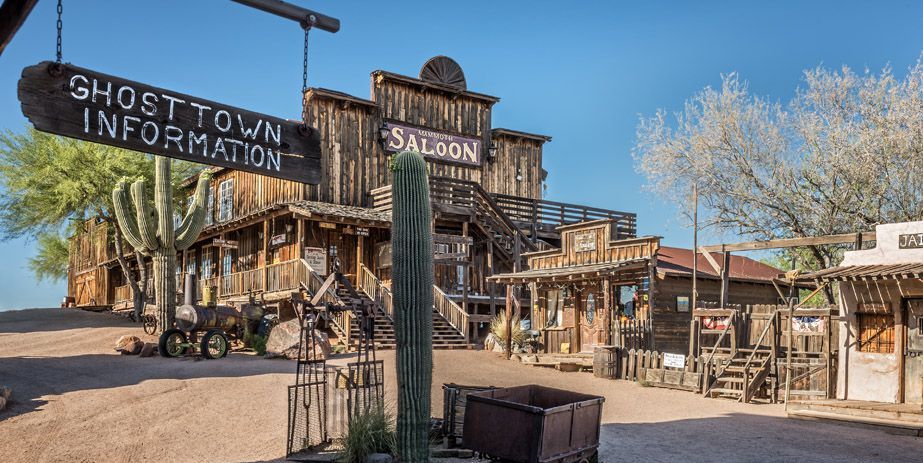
left=265, top=319, right=331, bottom=360
left=115, top=335, right=143, bottom=355
left=0, top=396, right=6, bottom=412
left=139, top=342, right=159, bottom=357
left=0, top=385, right=10, bottom=401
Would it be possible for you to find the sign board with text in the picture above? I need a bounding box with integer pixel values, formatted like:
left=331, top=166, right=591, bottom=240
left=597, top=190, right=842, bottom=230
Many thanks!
left=303, top=247, right=327, bottom=275
left=18, top=62, right=321, bottom=184
left=382, top=121, right=481, bottom=167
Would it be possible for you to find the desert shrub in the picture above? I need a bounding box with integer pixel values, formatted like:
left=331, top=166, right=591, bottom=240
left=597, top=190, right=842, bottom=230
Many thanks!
left=244, top=333, right=267, bottom=356
left=489, top=312, right=527, bottom=350
left=339, top=405, right=396, bottom=463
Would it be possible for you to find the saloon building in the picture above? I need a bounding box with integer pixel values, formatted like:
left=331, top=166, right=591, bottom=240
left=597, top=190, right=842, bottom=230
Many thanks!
left=67, top=56, right=636, bottom=348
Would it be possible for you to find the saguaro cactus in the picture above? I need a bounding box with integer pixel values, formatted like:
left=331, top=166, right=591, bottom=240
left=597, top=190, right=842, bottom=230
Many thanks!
left=112, top=156, right=211, bottom=332
left=391, top=151, right=434, bottom=462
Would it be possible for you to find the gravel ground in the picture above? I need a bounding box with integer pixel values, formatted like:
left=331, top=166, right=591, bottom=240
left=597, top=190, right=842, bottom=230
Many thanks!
left=0, top=308, right=919, bottom=462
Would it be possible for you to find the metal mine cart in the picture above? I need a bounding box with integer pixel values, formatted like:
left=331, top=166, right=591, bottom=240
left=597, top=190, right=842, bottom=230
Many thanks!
left=463, top=385, right=604, bottom=463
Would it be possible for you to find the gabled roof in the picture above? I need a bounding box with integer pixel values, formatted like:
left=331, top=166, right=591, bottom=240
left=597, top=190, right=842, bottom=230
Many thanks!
left=657, top=246, right=787, bottom=283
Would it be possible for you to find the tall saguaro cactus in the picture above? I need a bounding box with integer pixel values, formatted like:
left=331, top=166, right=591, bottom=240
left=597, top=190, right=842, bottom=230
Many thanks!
left=391, top=151, right=434, bottom=462
left=112, top=156, right=211, bottom=332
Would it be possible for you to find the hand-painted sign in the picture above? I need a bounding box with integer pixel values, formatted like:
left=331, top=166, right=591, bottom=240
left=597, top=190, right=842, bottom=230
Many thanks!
left=304, top=247, right=327, bottom=275
left=270, top=234, right=287, bottom=247
left=663, top=353, right=685, bottom=369
left=18, top=62, right=321, bottom=184
left=383, top=121, right=481, bottom=166
left=574, top=230, right=597, bottom=252
left=899, top=233, right=923, bottom=249
left=212, top=238, right=238, bottom=249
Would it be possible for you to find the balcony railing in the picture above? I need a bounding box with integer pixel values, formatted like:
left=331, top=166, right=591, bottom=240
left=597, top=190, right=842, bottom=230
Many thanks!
left=370, top=176, right=637, bottom=239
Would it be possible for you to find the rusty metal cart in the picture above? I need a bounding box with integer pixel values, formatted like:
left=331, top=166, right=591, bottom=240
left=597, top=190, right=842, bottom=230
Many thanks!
left=463, top=385, right=604, bottom=463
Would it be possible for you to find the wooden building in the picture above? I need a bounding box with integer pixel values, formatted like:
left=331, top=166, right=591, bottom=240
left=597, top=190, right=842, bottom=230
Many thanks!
left=65, top=56, right=636, bottom=349
left=489, top=220, right=800, bottom=355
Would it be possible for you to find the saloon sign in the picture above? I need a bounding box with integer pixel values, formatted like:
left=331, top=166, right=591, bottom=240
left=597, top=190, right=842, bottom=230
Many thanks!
left=383, top=121, right=481, bottom=166
left=18, top=62, right=322, bottom=184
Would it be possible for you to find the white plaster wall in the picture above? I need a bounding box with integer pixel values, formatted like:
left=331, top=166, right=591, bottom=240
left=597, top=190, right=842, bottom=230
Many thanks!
left=843, top=220, right=923, bottom=265
left=838, top=277, right=923, bottom=402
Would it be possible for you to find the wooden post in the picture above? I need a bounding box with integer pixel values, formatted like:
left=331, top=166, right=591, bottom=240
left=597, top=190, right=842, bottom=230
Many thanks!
left=603, top=278, right=612, bottom=346
left=487, top=241, right=496, bottom=317
left=505, top=284, right=513, bottom=360
left=262, top=219, right=270, bottom=291
left=218, top=233, right=226, bottom=296
left=692, top=183, right=698, bottom=311
left=296, top=218, right=304, bottom=259
left=356, top=234, right=364, bottom=279
left=719, top=247, right=730, bottom=308
left=784, top=301, right=794, bottom=410
left=462, top=222, right=469, bottom=318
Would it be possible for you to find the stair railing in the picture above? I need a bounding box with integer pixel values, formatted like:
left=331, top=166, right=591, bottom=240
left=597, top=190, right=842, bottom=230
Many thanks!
left=702, top=311, right=737, bottom=396
left=357, top=263, right=394, bottom=321
left=433, top=285, right=470, bottom=341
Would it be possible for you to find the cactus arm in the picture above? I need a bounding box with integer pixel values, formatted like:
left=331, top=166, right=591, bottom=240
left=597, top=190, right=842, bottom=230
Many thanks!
left=112, top=180, right=148, bottom=252
left=175, top=172, right=211, bottom=251
left=130, top=179, right=160, bottom=251
left=154, top=157, right=175, bottom=246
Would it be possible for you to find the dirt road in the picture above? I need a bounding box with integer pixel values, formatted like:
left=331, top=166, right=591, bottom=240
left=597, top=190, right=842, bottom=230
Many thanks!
left=0, top=309, right=918, bottom=462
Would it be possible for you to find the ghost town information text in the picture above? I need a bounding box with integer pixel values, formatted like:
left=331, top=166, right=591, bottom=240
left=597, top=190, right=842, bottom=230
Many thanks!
left=18, top=62, right=321, bottom=184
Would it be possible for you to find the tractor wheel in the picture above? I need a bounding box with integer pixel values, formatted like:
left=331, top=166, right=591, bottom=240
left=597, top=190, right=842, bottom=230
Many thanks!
left=158, top=328, right=188, bottom=358
left=201, top=329, right=230, bottom=359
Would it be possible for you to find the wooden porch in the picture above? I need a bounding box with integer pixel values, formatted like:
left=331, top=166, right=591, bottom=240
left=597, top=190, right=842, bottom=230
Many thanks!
left=788, top=399, right=923, bottom=436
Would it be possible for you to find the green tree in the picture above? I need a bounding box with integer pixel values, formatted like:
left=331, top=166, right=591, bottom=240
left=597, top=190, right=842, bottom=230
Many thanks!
left=0, top=128, right=199, bottom=317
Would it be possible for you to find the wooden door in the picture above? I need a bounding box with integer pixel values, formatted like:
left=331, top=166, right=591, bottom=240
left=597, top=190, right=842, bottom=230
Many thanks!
left=580, top=292, right=602, bottom=353
left=904, top=299, right=923, bottom=404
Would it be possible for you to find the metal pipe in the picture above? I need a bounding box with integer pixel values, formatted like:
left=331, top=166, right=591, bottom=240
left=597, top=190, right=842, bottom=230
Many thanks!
left=230, top=0, right=340, bottom=32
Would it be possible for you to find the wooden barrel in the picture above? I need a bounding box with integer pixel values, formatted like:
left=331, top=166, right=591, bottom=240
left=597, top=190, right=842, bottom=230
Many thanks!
left=593, top=346, right=619, bottom=379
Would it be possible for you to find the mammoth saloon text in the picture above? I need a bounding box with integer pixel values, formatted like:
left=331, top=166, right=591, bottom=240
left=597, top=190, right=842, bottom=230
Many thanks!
left=18, top=62, right=322, bottom=184
left=73, top=74, right=282, bottom=171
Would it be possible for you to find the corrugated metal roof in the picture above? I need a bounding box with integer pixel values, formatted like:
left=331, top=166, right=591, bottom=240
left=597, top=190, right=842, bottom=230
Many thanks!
left=657, top=246, right=786, bottom=283
left=796, top=263, right=923, bottom=282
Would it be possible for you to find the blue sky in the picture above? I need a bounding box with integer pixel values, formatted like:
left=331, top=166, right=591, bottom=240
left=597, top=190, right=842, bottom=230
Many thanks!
left=1, top=0, right=921, bottom=309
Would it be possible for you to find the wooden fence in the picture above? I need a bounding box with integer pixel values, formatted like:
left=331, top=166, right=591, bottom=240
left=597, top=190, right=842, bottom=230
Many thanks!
left=613, top=318, right=653, bottom=351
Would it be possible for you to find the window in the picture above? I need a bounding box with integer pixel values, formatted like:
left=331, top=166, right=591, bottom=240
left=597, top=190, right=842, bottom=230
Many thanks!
left=676, top=296, right=690, bottom=313
left=218, top=180, right=233, bottom=222
left=857, top=313, right=895, bottom=353
left=585, top=293, right=596, bottom=323
left=201, top=250, right=213, bottom=279
left=205, top=186, right=215, bottom=226
left=222, top=251, right=233, bottom=276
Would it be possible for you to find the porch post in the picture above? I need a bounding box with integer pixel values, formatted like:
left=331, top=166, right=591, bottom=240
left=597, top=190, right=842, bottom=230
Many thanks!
left=603, top=277, right=611, bottom=346
left=262, top=219, right=270, bottom=291
left=505, top=284, right=513, bottom=360
left=719, top=247, right=730, bottom=308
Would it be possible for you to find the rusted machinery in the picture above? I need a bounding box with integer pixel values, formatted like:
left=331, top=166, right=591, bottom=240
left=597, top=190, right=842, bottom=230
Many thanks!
left=158, top=276, right=264, bottom=359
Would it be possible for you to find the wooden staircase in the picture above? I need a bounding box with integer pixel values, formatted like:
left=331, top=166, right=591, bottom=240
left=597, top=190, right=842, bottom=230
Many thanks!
left=706, top=348, right=774, bottom=402
left=356, top=264, right=469, bottom=350
left=703, top=306, right=781, bottom=403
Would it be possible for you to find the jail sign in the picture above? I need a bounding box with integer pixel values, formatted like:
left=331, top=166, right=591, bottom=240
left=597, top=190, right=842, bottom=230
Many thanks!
left=18, top=62, right=321, bottom=184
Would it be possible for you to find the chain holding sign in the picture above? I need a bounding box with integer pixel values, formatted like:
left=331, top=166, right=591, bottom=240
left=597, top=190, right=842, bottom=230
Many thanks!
left=18, top=62, right=322, bottom=184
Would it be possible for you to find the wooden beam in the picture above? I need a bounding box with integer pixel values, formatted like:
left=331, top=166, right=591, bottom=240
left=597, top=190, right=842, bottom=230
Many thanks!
left=700, top=249, right=722, bottom=274
left=0, top=0, right=38, bottom=57
left=505, top=284, right=513, bottom=360
left=700, top=231, right=876, bottom=253
left=719, top=250, right=730, bottom=308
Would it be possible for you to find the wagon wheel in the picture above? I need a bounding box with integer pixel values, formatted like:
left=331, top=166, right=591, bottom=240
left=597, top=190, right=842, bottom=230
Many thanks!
left=142, top=314, right=158, bottom=335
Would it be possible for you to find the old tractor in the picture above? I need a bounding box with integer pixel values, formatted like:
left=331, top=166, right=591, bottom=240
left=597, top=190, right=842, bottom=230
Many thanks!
left=158, top=276, right=264, bottom=359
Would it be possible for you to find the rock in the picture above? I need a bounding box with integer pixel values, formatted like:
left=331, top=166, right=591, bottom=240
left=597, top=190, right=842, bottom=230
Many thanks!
left=0, top=396, right=6, bottom=411
left=115, top=335, right=143, bottom=355
left=0, top=385, right=11, bottom=401
left=139, top=342, right=159, bottom=357
left=265, top=319, right=331, bottom=360
left=365, top=453, right=393, bottom=463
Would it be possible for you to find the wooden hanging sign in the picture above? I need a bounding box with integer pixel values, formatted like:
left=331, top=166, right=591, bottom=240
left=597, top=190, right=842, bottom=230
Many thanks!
left=18, top=61, right=322, bottom=184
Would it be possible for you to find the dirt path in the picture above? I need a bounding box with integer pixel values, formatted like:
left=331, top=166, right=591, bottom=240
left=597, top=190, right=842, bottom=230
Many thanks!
left=0, top=309, right=919, bottom=462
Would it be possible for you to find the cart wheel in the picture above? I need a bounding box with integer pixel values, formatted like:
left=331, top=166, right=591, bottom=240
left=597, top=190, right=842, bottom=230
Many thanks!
left=142, top=315, right=158, bottom=335
left=158, top=328, right=188, bottom=358
left=201, top=329, right=229, bottom=359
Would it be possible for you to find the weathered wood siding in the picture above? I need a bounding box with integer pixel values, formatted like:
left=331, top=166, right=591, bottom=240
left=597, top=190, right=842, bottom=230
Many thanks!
left=67, top=220, right=115, bottom=306
left=483, top=133, right=544, bottom=199
left=527, top=221, right=659, bottom=270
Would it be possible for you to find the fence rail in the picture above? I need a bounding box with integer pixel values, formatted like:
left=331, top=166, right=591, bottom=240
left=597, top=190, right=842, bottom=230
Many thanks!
left=613, top=318, right=653, bottom=350
left=357, top=263, right=394, bottom=321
